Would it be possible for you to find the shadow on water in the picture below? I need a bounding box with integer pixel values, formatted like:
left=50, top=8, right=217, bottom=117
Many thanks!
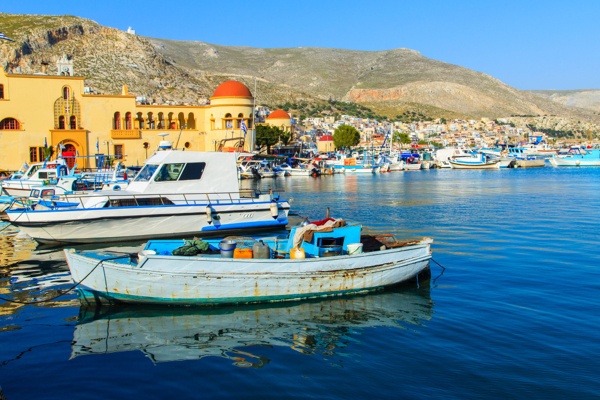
left=71, top=280, right=433, bottom=368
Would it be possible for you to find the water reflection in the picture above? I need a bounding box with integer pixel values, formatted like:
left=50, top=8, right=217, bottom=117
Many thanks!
left=71, top=284, right=433, bottom=368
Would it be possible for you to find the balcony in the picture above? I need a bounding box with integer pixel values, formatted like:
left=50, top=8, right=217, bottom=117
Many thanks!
left=111, top=130, right=140, bottom=139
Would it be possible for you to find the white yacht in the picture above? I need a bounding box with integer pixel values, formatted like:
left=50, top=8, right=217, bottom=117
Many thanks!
left=1, top=159, right=70, bottom=196
left=5, top=151, right=290, bottom=244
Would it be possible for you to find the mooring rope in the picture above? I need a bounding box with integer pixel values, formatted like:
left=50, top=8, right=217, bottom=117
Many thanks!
left=0, top=254, right=134, bottom=305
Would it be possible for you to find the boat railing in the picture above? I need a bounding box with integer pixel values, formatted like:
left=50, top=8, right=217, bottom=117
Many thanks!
left=56, top=189, right=282, bottom=210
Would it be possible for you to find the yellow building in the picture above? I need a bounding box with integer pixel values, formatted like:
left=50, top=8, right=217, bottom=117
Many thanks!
left=0, top=67, right=255, bottom=170
left=264, top=109, right=293, bottom=134
left=317, top=135, right=334, bottom=153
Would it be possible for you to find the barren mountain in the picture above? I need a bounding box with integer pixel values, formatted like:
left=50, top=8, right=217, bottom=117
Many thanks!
left=1, top=12, right=599, bottom=124
left=526, top=89, right=600, bottom=113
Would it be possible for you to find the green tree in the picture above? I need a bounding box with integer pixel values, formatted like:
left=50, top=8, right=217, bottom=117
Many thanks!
left=393, top=132, right=411, bottom=144
left=256, top=125, right=290, bottom=153
left=333, top=125, right=361, bottom=149
left=42, top=146, right=55, bottom=160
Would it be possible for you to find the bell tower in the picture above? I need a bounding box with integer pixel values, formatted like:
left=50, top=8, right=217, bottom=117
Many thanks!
left=56, top=54, right=74, bottom=76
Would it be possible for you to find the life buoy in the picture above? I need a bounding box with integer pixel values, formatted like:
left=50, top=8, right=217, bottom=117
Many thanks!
left=408, top=157, right=414, bottom=163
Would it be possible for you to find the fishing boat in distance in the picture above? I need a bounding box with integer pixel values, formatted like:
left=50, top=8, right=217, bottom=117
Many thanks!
left=449, top=152, right=500, bottom=169
left=549, top=147, right=600, bottom=167
left=6, top=151, right=290, bottom=244
left=64, top=221, right=432, bottom=306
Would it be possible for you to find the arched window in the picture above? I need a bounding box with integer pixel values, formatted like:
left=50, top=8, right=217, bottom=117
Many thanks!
left=63, top=87, right=70, bottom=100
left=147, top=112, right=155, bottom=129
left=224, top=113, right=233, bottom=129
left=0, top=118, right=20, bottom=130
left=125, top=112, right=132, bottom=130
left=58, top=116, right=65, bottom=130
left=136, top=112, right=144, bottom=129
left=187, top=113, right=195, bottom=129
left=178, top=112, right=185, bottom=129
left=168, top=112, right=174, bottom=129
left=236, top=113, right=244, bottom=129
left=157, top=112, right=164, bottom=129
left=114, top=112, right=121, bottom=129
left=69, top=116, right=77, bottom=130
left=0, top=84, right=4, bottom=99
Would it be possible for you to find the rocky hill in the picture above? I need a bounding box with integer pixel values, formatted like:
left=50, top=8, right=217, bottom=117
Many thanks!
left=2, top=12, right=600, bottom=126
left=526, top=89, right=600, bottom=113
left=0, top=13, right=315, bottom=105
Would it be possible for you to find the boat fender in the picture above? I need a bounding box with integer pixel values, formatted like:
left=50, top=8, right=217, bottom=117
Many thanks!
left=270, top=202, right=279, bottom=219
left=113, top=185, right=121, bottom=191
left=205, top=206, right=213, bottom=224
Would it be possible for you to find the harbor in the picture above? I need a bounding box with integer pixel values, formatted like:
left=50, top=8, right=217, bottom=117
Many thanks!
left=1, top=167, right=599, bottom=399
left=2, top=4, right=600, bottom=398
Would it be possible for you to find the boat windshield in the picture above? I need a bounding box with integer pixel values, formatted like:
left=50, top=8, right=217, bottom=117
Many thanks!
left=26, top=165, right=42, bottom=178
left=134, top=164, right=159, bottom=182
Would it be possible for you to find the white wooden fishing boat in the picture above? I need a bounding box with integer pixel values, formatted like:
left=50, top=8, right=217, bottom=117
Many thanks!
left=64, top=223, right=432, bottom=306
left=449, top=153, right=500, bottom=169
left=6, top=151, right=290, bottom=244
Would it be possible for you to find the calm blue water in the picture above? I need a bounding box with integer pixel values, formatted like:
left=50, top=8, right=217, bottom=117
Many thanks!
left=1, top=168, right=599, bottom=399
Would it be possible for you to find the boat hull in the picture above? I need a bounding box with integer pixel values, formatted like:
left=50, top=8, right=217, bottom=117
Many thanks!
left=8, top=202, right=290, bottom=244
left=64, top=240, right=432, bottom=306
left=449, top=161, right=499, bottom=169
left=549, top=157, right=600, bottom=167
left=404, top=163, right=423, bottom=171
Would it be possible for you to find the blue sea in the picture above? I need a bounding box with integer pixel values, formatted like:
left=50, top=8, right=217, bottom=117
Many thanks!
left=1, top=168, right=599, bottom=399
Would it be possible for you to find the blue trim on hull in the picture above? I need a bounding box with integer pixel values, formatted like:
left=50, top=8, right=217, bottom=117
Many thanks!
left=202, top=219, right=288, bottom=231
left=76, top=285, right=387, bottom=306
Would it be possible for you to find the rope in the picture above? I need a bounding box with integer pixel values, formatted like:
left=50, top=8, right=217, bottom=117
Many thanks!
left=0, top=254, right=133, bottom=305
left=430, top=257, right=446, bottom=271
left=0, top=206, right=27, bottom=234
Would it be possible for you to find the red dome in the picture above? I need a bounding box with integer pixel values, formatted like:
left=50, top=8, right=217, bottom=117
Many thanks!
left=212, top=81, right=253, bottom=98
left=319, top=135, right=334, bottom=141
left=267, top=109, right=291, bottom=119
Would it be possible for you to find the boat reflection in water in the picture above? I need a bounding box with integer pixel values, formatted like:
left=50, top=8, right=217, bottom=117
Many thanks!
left=71, top=282, right=433, bottom=368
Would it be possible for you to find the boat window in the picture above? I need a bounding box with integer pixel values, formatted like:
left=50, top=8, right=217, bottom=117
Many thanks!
left=39, top=172, right=49, bottom=179
left=134, top=164, right=159, bottom=182
left=154, top=163, right=184, bottom=182
left=31, top=190, right=40, bottom=197
left=41, top=189, right=54, bottom=198
left=27, top=165, right=41, bottom=177
left=179, top=162, right=206, bottom=181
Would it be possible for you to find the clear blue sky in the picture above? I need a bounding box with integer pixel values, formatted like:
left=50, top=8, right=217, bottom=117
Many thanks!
left=4, top=0, right=599, bottom=90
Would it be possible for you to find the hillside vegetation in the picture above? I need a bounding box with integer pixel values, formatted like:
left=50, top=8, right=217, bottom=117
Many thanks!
left=1, top=12, right=600, bottom=130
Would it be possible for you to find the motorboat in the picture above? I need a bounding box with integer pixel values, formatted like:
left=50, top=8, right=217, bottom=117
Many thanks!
left=64, top=221, right=432, bottom=306
left=401, top=153, right=423, bottom=170
left=1, top=159, right=70, bottom=197
left=549, top=147, right=600, bottom=167
left=449, top=152, right=500, bottom=169
left=279, top=162, right=319, bottom=176
left=435, top=147, right=472, bottom=168
left=5, top=151, right=290, bottom=244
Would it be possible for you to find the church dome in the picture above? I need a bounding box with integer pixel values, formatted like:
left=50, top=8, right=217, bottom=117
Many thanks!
left=267, top=109, right=291, bottom=119
left=212, top=81, right=253, bottom=98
